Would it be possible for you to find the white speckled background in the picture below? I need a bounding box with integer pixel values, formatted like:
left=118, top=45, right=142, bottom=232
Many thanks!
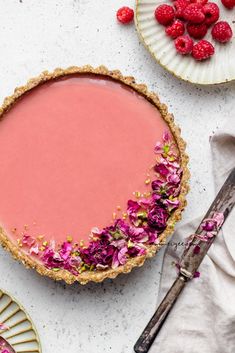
left=0, top=1, right=234, bottom=352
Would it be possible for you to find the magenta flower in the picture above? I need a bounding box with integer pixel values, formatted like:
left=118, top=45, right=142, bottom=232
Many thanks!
left=154, top=131, right=171, bottom=154
left=59, top=242, right=73, bottom=260
left=167, top=172, right=181, bottom=185
left=202, top=220, right=216, bottom=232
left=154, top=163, right=169, bottom=176
left=112, top=247, right=128, bottom=269
left=63, top=255, right=82, bottom=275
left=22, top=234, right=35, bottom=247
left=29, top=243, right=39, bottom=255
left=127, top=200, right=141, bottom=224
left=129, top=226, right=148, bottom=243
left=213, top=212, right=224, bottom=227
left=41, top=247, right=63, bottom=269
left=163, top=198, right=180, bottom=212
left=147, top=205, right=169, bottom=231
left=128, top=244, right=146, bottom=257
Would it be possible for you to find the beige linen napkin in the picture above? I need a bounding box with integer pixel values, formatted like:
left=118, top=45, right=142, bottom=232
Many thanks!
left=151, top=122, right=235, bottom=353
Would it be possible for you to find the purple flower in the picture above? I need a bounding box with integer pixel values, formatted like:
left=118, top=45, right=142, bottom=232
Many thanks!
left=167, top=172, right=181, bottom=185
left=193, top=245, right=201, bottom=255
left=194, top=271, right=200, bottom=278
left=112, top=246, right=128, bottom=269
left=29, top=243, right=39, bottom=255
left=114, top=219, right=130, bottom=237
left=127, top=200, right=141, bottom=224
left=80, top=241, right=115, bottom=268
left=152, top=179, right=164, bottom=191
left=59, top=242, right=73, bottom=260
left=163, top=198, right=180, bottom=212
left=129, top=226, right=148, bottom=243
left=128, top=244, right=146, bottom=257
left=41, top=247, right=63, bottom=269
left=154, top=163, right=169, bottom=176
left=147, top=205, right=169, bottom=231
left=202, top=220, right=216, bottom=232
left=213, top=212, right=224, bottom=227
left=22, top=234, right=35, bottom=247
left=147, top=230, right=159, bottom=244
left=154, top=131, right=171, bottom=155
left=63, top=255, right=82, bottom=275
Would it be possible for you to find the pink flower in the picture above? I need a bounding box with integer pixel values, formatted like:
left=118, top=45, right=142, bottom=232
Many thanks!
left=147, top=205, right=169, bottom=231
left=29, top=243, right=39, bottom=255
left=213, top=212, right=224, bottom=227
left=128, top=244, right=146, bottom=257
left=163, top=198, right=180, bottom=212
left=163, top=131, right=171, bottom=143
left=112, top=247, right=128, bottom=269
left=154, top=163, right=169, bottom=176
left=194, top=271, right=200, bottom=278
left=201, top=212, right=224, bottom=233
left=59, top=242, right=72, bottom=260
left=127, top=200, right=142, bottom=225
left=167, top=172, right=181, bottom=185
left=154, top=141, right=164, bottom=154
left=22, top=234, right=35, bottom=247
left=41, top=247, right=63, bottom=269
left=129, top=227, right=148, bottom=243
left=154, top=131, right=171, bottom=154
left=63, top=255, right=82, bottom=275
left=202, top=220, right=216, bottom=232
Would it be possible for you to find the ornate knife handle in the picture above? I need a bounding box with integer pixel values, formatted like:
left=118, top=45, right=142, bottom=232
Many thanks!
left=134, top=276, right=186, bottom=353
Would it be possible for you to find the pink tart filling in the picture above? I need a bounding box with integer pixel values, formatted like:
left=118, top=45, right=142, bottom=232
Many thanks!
left=0, top=74, right=182, bottom=274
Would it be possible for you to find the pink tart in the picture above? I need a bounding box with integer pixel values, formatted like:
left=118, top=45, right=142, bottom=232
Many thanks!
left=0, top=66, right=189, bottom=284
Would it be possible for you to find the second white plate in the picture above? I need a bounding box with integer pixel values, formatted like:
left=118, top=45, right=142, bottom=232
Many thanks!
left=0, top=289, right=41, bottom=353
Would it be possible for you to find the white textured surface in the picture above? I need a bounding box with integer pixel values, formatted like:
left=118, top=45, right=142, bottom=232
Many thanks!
left=0, top=1, right=234, bottom=353
left=136, top=0, right=235, bottom=84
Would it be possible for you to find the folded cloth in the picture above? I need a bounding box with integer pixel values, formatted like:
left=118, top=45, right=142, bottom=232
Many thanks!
left=151, top=122, right=235, bottom=353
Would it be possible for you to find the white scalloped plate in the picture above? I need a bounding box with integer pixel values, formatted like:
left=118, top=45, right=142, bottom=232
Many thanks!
left=0, top=289, right=41, bottom=353
left=135, top=0, right=235, bottom=84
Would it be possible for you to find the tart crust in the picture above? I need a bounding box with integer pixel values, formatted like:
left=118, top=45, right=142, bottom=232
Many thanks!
left=0, top=65, right=190, bottom=284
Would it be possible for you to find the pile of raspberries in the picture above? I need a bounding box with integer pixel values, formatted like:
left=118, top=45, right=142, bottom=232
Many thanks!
left=155, top=0, right=234, bottom=60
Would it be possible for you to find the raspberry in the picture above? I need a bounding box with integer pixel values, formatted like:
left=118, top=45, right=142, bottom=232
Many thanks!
left=183, top=4, right=205, bottom=24
left=221, top=0, right=235, bottom=9
left=212, top=21, right=233, bottom=43
left=191, top=0, right=208, bottom=5
left=116, top=6, right=134, bottom=24
left=175, top=35, right=194, bottom=54
left=203, top=3, right=219, bottom=26
left=192, top=40, right=215, bottom=60
left=174, top=0, right=191, bottom=19
left=155, top=4, right=175, bottom=26
left=187, top=23, right=208, bottom=38
left=166, top=19, right=185, bottom=38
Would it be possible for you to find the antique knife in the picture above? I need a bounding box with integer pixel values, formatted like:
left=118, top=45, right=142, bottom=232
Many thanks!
left=134, top=167, right=235, bottom=353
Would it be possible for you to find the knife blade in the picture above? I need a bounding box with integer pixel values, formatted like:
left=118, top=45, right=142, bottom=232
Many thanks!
left=134, top=167, right=235, bottom=353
